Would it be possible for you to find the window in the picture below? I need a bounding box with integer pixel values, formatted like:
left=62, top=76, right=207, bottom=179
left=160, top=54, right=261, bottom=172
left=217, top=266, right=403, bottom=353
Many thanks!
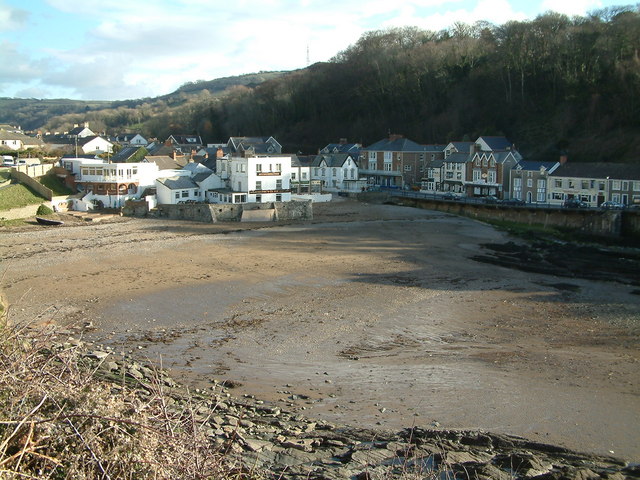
left=527, top=178, right=533, bottom=187
left=612, top=180, right=621, bottom=190
left=256, top=163, right=262, bottom=173
left=321, top=167, right=326, bottom=176
left=404, top=165, right=411, bottom=171
left=384, top=151, right=392, bottom=161
left=622, top=181, right=629, bottom=190
left=384, top=163, right=392, bottom=171
left=555, top=179, right=562, bottom=188
left=181, top=190, right=189, bottom=198
left=473, top=169, right=482, bottom=181
left=332, top=168, right=337, bottom=176
left=633, top=181, right=640, bottom=191
left=302, top=172, right=307, bottom=180
left=581, top=180, right=589, bottom=189
left=291, top=172, right=296, bottom=180
left=276, top=194, right=282, bottom=202
left=368, top=151, right=376, bottom=160
left=175, top=192, right=180, bottom=200
left=488, top=170, right=496, bottom=183
left=275, top=163, right=281, bottom=172
left=537, top=179, right=546, bottom=189
left=599, top=181, right=605, bottom=190
left=514, top=177, right=522, bottom=187
left=255, top=181, right=262, bottom=190
left=255, top=194, right=262, bottom=203
left=276, top=179, right=282, bottom=190
left=350, top=168, right=355, bottom=179
left=369, top=161, right=376, bottom=170
left=314, top=168, right=319, bottom=176
left=240, top=164, right=246, bottom=173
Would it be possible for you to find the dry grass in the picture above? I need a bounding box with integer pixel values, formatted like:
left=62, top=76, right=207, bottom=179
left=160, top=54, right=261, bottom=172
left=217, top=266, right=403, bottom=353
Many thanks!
left=0, top=313, right=260, bottom=479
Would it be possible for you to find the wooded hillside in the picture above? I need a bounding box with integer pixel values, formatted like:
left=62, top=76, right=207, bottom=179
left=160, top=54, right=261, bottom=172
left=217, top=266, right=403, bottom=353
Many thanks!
left=2, top=6, right=639, bottom=162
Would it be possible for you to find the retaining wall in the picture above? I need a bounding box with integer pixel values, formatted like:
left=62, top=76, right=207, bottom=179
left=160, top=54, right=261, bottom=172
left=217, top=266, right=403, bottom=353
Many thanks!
left=144, top=200, right=313, bottom=223
left=11, top=171, right=53, bottom=200
left=386, top=195, right=639, bottom=240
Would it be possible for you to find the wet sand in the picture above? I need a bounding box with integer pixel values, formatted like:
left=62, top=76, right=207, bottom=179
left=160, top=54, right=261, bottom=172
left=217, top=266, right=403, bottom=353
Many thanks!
left=2, top=198, right=639, bottom=460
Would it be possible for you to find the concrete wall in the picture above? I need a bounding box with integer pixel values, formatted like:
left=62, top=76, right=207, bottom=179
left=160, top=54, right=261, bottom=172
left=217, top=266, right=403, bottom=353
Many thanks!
left=11, top=164, right=53, bottom=178
left=384, top=195, right=639, bottom=240
left=11, top=171, right=53, bottom=200
left=145, top=200, right=313, bottom=223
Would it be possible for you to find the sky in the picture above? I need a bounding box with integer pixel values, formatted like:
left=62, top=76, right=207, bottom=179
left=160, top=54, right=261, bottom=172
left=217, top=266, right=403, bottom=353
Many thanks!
left=0, top=0, right=632, bottom=101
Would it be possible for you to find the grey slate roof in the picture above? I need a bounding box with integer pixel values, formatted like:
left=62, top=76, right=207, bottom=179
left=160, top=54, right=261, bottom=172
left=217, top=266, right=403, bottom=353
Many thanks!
left=111, top=146, right=143, bottom=163
left=146, top=155, right=187, bottom=170
left=478, top=136, right=513, bottom=151
left=515, top=161, right=560, bottom=172
left=443, top=152, right=471, bottom=163
left=313, top=153, right=358, bottom=168
left=550, top=162, right=640, bottom=180
left=362, top=137, right=424, bottom=152
left=448, top=142, right=474, bottom=152
left=157, top=176, right=198, bottom=190
left=320, top=143, right=361, bottom=154
left=193, top=172, right=213, bottom=184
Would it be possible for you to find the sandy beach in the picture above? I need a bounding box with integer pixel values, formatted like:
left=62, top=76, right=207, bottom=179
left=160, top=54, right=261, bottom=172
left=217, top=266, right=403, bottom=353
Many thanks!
left=1, top=198, right=638, bottom=460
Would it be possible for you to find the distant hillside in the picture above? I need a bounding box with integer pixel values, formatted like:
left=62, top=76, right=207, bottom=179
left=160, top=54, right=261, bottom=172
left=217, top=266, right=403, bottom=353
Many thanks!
left=170, top=71, right=288, bottom=96
left=0, top=71, right=288, bottom=134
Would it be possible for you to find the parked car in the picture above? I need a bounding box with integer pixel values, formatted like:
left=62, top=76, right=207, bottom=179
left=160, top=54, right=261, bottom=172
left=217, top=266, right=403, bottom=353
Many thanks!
left=501, top=198, right=526, bottom=206
left=599, top=201, right=625, bottom=210
left=483, top=195, right=500, bottom=204
left=442, top=192, right=461, bottom=201
left=563, top=198, right=588, bottom=208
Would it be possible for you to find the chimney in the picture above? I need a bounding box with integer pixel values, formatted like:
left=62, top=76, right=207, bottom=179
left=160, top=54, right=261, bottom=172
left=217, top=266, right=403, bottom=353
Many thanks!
left=559, top=153, right=568, bottom=164
left=173, top=151, right=177, bottom=161
left=73, top=124, right=78, bottom=128
left=389, top=134, right=404, bottom=142
left=339, top=138, right=347, bottom=145
left=84, top=122, right=89, bottom=128
left=217, top=148, right=223, bottom=158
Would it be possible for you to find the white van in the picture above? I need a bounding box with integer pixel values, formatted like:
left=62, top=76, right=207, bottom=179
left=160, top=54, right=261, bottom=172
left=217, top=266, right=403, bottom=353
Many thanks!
left=2, top=155, right=14, bottom=166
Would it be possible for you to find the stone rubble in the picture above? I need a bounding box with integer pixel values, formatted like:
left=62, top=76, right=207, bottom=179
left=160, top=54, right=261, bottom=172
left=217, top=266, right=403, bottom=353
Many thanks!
left=75, top=339, right=638, bottom=480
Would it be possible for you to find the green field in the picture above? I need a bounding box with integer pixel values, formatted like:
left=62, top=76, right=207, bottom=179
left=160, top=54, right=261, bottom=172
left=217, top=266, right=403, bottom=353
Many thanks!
left=0, top=184, right=47, bottom=211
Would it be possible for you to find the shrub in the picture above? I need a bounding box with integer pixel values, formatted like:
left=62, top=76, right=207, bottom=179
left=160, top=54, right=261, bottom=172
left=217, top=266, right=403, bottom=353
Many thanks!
left=36, top=204, right=54, bottom=215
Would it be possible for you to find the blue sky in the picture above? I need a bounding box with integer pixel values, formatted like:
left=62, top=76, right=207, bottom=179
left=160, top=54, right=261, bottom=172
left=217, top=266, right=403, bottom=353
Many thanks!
left=0, top=0, right=632, bottom=101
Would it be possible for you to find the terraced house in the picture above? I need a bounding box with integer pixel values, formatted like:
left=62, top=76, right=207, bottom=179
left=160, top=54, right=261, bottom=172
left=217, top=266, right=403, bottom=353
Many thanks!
left=548, top=162, right=640, bottom=207
left=464, top=136, right=521, bottom=199
left=360, top=135, right=427, bottom=189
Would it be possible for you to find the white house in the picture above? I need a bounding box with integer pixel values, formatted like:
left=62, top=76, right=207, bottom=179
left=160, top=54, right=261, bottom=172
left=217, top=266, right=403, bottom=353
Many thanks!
left=156, top=163, right=225, bottom=204
left=0, top=129, right=43, bottom=151
left=80, top=136, right=113, bottom=154
left=311, top=153, right=365, bottom=192
left=114, top=133, right=148, bottom=146
left=217, top=154, right=292, bottom=204
left=62, top=158, right=160, bottom=210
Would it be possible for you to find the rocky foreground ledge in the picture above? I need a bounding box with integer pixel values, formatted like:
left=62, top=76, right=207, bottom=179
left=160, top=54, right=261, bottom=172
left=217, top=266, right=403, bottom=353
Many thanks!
left=1, top=325, right=638, bottom=479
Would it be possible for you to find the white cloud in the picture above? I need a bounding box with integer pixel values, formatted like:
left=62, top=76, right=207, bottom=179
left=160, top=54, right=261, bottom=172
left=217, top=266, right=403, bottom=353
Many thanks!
left=540, top=0, right=605, bottom=16
left=4, top=0, right=613, bottom=100
left=0, top=0, right=29, bottom=31
left=383, top=0, right=528, bottom=30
